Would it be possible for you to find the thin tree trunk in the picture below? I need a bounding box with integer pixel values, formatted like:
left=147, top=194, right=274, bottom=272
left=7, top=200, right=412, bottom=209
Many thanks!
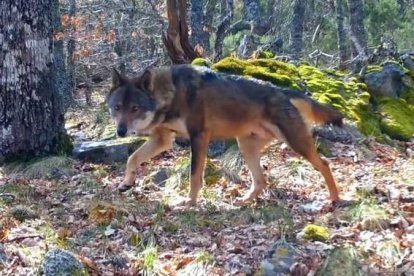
left=289, top=0, right=306, bottom=58
left=243, top=0, right=267, bottom=35
left=335, top=0, right=348, bottom=66
left=163, top=0, right=200, bottom=64
left=348, top=0, right=367, bottom=58
left=190, top=0, right=205, bottom=48
left=214, top=0, right=234, bottom=60
left=0, top=0, right=69, bottom=162
left=201, top=0, right=218, bottom=54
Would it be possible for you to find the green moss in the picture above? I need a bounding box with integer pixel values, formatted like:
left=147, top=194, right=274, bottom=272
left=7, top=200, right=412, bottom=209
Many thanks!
left=249, top=59, right=298, bottom=77
left=366, top=65, right=382, bottom=73
left=213, top=58, right=300, bottom=90
left=5, top=156, right=76, bottom=180
left=212, top=57, right=248, bottom=75
left=298, top=65, right=326, bottom=79
left=302, top=224, right=330, bottom=242
left=204, top=160, right=222, bottom=186
left=191, top=58, right=212, bottom=67
left=254, top=50, right=275, bottom=59
left=401, top=88, right=414, bottom=105
left=243, top=66, right=294, bottom=87
left=377, top=97, right=414, bottom=140
left=166, top=157, right=222, bottom=190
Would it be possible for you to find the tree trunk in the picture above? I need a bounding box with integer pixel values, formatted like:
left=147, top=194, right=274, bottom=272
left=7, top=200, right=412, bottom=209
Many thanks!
left=348, top=0, right=367, bottom=57
left=200, top=0, right=218, bottom=54
left=243, top=0, right=267, bottom=35
left=190, top=0, right=205, bottom=50
left=335, top=0, right=348, bottom=66
left=0, top=0, right=69, bottom=163
left=214, top=0, right=234, bottom=60
left=289, top=0, right=306, bottom=58
left=163, top=0, right=201, bottom=64
left=66, top=0, right=76, bottom=103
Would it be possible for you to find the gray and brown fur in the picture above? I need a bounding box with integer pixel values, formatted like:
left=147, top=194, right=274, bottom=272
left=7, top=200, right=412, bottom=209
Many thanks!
left=107, top=65, right=342, bottom=205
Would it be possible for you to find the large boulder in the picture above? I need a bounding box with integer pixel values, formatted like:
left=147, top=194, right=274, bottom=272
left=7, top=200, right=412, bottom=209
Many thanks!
left=364, top=63, right=406, bottom=98
left=73, top=137, right=145, bottom=163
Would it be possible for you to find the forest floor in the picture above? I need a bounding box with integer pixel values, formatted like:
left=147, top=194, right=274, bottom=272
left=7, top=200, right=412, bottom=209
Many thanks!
left=1, top=90, right=414, bottom=275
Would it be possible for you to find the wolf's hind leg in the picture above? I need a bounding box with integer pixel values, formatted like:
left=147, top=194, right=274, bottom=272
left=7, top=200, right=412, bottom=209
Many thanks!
left=119, top=129, right=174, bottom=192
left=236, top=135, right=272, bottom=203
left=276, top=119, right=340, bottom=202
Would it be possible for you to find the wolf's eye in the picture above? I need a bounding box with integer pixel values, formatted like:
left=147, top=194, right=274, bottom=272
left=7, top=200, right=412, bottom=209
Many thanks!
left=131, top=106, right=139, bottom=112
left=114, top=105, right=120, bottom=111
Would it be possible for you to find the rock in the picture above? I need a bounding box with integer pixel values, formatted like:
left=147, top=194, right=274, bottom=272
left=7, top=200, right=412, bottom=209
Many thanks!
left=377, top=97, right=414, bottom=141
left=319, top=247, right=364, bottom=275
left=149, top=169, right=169, bottom=186
left=364, top=63, right=406, bottom=98
left=260, top=240, right=300, bottom=275
left=73, top=137, right=145, bottom=163
left=42, top=249, right=85, bottom=276
left=174, top=138, right=231, bottom=158
left=300, top=200, right=325, bottom=214
left=208, top=140, right=229, bottom=158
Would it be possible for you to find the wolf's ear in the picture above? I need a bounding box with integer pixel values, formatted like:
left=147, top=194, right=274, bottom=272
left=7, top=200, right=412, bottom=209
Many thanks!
left=136, top=68, right=154, bottom=92
left=112, top=68, right=125, bottom=88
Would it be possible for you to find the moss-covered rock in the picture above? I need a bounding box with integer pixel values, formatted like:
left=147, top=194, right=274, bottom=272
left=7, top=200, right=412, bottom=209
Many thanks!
left=301, top=224, right=330, bottom=242
left=210, top=57, right=414, bottom=142
left=212, top=57, right=300, bottom=90
left=191, top=58, right=212, bottom=68
left=377, top=97, right=414, bottom=140
left=253, top=50, right=275, bottom=59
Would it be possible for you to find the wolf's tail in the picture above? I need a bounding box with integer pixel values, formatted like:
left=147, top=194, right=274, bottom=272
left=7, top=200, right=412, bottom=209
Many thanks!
left=285, top=91, right=343, bottom=127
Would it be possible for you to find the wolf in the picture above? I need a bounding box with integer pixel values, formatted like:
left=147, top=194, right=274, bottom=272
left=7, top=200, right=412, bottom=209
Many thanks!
left=107, top=65, right=343, bottom=205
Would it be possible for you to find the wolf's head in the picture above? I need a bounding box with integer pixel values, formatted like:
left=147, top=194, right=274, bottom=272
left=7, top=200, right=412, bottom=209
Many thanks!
left=107, top=69, right=156, bottom=137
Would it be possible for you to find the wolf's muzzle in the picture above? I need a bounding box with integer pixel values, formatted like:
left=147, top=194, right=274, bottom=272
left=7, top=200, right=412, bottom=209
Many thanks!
left=117, top=124, right=128, bottom=137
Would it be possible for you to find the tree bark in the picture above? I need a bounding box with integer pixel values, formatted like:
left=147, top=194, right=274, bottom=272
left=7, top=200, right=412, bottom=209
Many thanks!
left=348, top=0, right=367, bottom=58
left=335, top=0, right=348, bottom=66
left=66, top=0, right=76, bottom=103
left=243, top=0, right=268, bottom=35
left=214, top=0, right=234, bottom=60
left=0, top=0, right=69, bottom=162
left=163, top=0, right=201, bottom=64
left=200, top=0, right=218, bottom=54
left=190, top=0, right=205, bottom=49
left=289, top=0, right=306, bottom=58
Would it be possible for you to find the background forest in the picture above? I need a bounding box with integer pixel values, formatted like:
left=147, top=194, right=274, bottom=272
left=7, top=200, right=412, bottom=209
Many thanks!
left=1, top=0, right=414, bottom=275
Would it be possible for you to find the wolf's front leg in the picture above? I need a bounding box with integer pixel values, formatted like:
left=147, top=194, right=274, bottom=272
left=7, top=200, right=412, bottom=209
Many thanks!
left=119, top=129, right=173, bottom=192
left=186, top=131, right=210, bottom=205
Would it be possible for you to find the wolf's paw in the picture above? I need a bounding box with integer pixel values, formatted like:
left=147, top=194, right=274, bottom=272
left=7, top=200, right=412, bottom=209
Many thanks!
left=170, top=197, right=197, bottom=210
left=118, top=182, right=135, bottom=193
left=233, top=196, right=256, bottom=207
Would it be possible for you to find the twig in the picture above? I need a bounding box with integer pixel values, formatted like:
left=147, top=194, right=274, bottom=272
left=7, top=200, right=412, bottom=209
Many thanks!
left=7, top=234, right=44, bottom=243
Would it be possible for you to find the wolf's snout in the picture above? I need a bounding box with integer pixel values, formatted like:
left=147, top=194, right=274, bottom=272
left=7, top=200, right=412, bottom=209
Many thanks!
left=117, top=124, right=128, bottom=137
